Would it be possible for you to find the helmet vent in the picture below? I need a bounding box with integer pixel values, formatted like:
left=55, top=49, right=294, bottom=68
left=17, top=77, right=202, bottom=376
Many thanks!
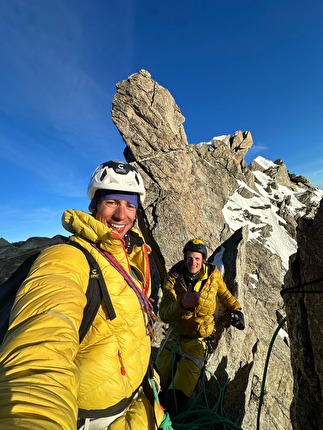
left=100, top=170, right=107, bottom=181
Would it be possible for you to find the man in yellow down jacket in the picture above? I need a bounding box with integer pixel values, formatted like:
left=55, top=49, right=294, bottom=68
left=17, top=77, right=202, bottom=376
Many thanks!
left=155, top=239, right=245, bottom=419
left=0, top=160, right=165, bottom=430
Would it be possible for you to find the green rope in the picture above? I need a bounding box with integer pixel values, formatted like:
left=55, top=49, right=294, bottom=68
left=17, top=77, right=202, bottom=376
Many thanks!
left=159, top=412, right=174, bottom=430
left=169, top=337, right=182, bottom=415
left=256, top=316, right=287, bottom=430
left=170, top=366, right=242, bottom=429
left=148, top=377, right=174, bottom=430
left=159, top=317, right=288, bottom=429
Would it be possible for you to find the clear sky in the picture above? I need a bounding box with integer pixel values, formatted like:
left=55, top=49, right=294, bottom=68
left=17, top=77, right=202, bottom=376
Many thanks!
left=1, top=0, right=322, bottom=243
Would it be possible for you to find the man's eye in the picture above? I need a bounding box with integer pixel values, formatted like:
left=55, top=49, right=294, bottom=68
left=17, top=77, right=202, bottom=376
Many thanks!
left=105, top=200, right=117, bottom=207
left=126, top=203, right=136, bottom=209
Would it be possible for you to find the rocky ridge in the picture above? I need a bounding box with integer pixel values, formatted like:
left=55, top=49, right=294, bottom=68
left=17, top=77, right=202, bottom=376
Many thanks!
left=283, top=202, right=323, bottom=428
left=1, top=69, right=322, bottom=429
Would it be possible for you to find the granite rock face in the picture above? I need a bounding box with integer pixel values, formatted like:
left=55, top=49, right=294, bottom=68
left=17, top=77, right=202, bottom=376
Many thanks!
left=112, top=70, right=254, bottom=273
left=283, top=201, right=323, bottom=429
left=1, top=69, right=322, bottom=430
left=111, top=69, right=323, bottom=429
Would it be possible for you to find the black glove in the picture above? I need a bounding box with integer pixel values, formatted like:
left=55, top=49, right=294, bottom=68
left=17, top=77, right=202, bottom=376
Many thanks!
left=205, top=330, right=218, bottom=355
left=231, top=309, right=245, bottom=330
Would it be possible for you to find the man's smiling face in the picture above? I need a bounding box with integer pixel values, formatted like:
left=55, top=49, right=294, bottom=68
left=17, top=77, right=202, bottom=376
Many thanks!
left=95, top=198, right=137, bottom=237
left=184, top=250, right=204, bottom=275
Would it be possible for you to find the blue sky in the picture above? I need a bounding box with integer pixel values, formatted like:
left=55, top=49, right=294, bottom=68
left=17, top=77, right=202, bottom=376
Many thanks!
left=1, top=0, right=322, bottom=243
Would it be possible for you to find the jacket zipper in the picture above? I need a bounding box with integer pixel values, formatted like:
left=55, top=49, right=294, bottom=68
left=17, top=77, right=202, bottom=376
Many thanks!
left=118, top=350, right=126, bottom=375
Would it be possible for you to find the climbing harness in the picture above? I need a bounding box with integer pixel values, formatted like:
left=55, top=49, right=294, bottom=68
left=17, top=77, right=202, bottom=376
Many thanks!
left=179, top=348, right=205, bottom=370
left=156, top=327, right=173, bottom=359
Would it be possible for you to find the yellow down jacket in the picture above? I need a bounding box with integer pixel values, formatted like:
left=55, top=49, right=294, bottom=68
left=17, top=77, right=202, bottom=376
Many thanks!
left=159, top=261, right=241, bottom=339
left=0, top=210, right=163, bottom=430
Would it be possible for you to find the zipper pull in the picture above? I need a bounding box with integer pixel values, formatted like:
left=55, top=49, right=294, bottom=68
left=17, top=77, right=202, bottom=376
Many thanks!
left=118, top=350, right=126, bottom=375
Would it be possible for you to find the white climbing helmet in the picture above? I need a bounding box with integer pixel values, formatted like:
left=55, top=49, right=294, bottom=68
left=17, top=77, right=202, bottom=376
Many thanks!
left=87, top=160, right=146, bottom=204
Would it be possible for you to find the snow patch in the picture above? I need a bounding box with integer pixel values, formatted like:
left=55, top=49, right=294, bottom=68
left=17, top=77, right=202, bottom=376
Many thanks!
left=211, top=246, right=225, bottom=275
left=222, top=169, right=303, bottom=272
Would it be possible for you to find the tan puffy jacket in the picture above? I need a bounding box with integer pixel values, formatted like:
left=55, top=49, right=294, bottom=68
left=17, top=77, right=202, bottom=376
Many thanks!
left=0, top=210, right=162, bottom=429
left=159, top=261, right=241, bottom=339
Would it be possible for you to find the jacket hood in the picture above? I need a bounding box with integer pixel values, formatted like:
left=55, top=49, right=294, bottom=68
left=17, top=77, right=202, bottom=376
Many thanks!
left=62, top=209, right=146, bottom=255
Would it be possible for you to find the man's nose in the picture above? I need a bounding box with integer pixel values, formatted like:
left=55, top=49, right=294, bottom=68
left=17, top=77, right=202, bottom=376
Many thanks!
left=113, top=203, right=127, bottom=219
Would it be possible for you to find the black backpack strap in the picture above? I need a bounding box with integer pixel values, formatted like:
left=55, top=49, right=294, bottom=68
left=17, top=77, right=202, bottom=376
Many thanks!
left=67, top=241, right=116, bottom=343
left=0, top=252, right=41, bottom=343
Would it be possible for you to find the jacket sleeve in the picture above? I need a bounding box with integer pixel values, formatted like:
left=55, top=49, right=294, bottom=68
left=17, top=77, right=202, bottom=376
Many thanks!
left=0, top=244, right=90, bottom=430
left=158, top=273, right=189, bottom=324
left=213, top=269, right=241, bottom=311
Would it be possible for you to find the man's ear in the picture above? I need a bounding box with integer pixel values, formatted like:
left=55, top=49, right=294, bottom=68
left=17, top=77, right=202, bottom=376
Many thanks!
left=89, top=207, right=96, bottom=216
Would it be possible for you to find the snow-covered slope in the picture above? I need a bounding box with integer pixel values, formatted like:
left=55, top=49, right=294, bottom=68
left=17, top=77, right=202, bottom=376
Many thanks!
left=223, top=156, right=323, bottom=272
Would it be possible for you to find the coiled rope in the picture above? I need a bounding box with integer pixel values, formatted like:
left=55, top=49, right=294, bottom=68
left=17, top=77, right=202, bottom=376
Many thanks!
left=164, top=316, right=288, bottom=430
left=163, top=337, right=242, bottom=429
left=170, top=367, right=242, bottom=429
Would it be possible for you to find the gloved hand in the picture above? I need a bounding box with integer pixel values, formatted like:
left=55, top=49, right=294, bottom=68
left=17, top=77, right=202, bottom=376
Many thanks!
left=231, top=309, right=245, bottom=330
left=205, top=329, right=218, bottom=354
left=181, top=290, right=200, bottom=309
